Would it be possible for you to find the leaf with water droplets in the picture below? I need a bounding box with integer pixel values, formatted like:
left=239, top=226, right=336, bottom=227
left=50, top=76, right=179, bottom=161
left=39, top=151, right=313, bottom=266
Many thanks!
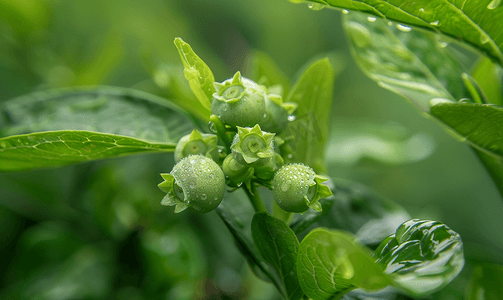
left=292, top=0, right=503, bottom=66
left=374, top=219, right=465, bottom=297
left=343, top=12, right=468, bottom=112
left=252, top=213, right=304, bottom=300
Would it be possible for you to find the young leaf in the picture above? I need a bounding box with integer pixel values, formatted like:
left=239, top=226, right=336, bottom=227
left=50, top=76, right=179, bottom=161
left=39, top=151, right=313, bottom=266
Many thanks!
left=0, top=86, right=194, bottom=143
left=285, top=58, right=340, bottom=173
left=215, top=190, right=284, bottom=295
left=430, top=102, right=503, bottom=159
left=246, top=50, right=292, bottom=95
left=297, top=229, right=391, bottom=300
left=0, top=131, right=176, bottom=172
left=252, top=212, right=304, bottom=300
left=292, top=0, right=503, bottom=66
left=374, top=219, right=465, bottom=297
left=174, top=37, right=215, bottom=112
left=343, top=12, right=467, bottom=112
left=466, top=263, right=503, bottom=300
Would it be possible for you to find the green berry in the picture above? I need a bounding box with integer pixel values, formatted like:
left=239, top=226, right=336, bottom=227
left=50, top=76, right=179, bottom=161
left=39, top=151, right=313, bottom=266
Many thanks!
left=211, top=71, right=267, bottom=127
left=158, top=155, right=225, bottom=213
left=230, top=124, right=275, bottom=167
left=222, top=154, right=254, bottom=187
left=261, top=92, right=297, bottom=133
left=174, top=129, right=219, bottom=162
left=272, top=164, right=332, bottom=213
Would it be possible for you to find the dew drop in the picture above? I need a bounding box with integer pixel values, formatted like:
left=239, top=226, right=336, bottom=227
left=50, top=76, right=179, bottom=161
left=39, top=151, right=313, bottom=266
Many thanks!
left=287, top=115, right=296, bottom=121
left=201, top=194, right=207, bottom=200
left=430, top=20, right=440, bottom=26
left=387, top=21, right=393, bottom=26
left=342, top=9, right=349, bottom=14
left=308, top=3, right=324, bottom=10
left=439, top=41, right=448, bottom=48
left=214, top=196, right=218, bottom=201
left=419, top=8, right=425, bottom=12
left=190, top=159, right=197, bottom=164
left=287, top=154, right=293, bottom=159
left=396, top=24, right=412, bottom=32
left=367, top=16, right=376, bottom=22
left=263, top=113, right=267, bottom=118
left=189, top=182, right=195, bottom=188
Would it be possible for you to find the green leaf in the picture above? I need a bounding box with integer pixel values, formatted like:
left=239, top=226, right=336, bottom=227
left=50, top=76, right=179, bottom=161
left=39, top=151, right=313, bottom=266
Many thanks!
left=246, top=50, right=292, bottom=95
left=252, top=212, right=304, bottom=300
left=215, top=189, right=284, bottom=294
left=430, top=102, right=503, bottom=159
left=285, top=58, right=339, bottom=173
left=293, top=0, right=503, bottom=67
left=343, top=12, right=468, bottom=112
left=472, top=149, right=503, bottom=200
left=0, top=86, right=194, bottom=143
left=374, top=219, right=465, bottom=297
left=174, top=37, right=215, bottom=113
left=340, top=288, right=415, bottom=300
left=466, top=263, right=503, bottom=300
left=472, top=56, right=503, bottom=106
left=0, top=131, right=177, bottom=172
left=297, top=229, right=391, bottom=300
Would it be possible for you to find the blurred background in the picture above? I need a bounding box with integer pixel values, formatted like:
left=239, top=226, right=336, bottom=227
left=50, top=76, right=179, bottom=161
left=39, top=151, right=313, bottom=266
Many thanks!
left=1, top=0, right=502, bottom=299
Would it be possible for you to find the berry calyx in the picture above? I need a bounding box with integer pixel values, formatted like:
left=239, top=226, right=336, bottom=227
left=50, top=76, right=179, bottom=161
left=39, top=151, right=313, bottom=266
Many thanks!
left=158, top=155, right=225, bottom=213
left=230, top=124, right=275, bottom=167
left=211, top=71, right=267, bottom=127
left=174, top=129, right=219, bottom=162
left=272, top=163, right=332, bottom=213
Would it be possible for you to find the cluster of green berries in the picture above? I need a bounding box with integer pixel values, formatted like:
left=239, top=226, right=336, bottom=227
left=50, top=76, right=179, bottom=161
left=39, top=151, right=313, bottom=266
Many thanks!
left=158, top=71, right=332, bottom=214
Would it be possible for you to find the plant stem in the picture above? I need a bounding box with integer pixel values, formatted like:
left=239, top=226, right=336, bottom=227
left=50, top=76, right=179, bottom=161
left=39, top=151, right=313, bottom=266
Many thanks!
left=244, top=182, right=267, bottom=212
left=273, top=201, right=293, bottom=225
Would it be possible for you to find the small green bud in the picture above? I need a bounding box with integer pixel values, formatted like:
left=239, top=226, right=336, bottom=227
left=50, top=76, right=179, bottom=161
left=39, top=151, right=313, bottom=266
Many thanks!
left=222, top=154, right=254, bottom=187
left=174, top=129, right=219, bottom=162
left=272, top=164, right=332, bottom=213
left=230, top=124, right=275, bottom=167
left=158, top=155, right=225, bottom=213
left=211, top=71, right=267, bottom=127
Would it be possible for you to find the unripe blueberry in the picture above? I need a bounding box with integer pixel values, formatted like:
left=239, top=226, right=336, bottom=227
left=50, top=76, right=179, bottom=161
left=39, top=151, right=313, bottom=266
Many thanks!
left=158, top=155, right=225, bottom=213
left=174, top=129, right=219, bottom=162
left=211, top=71, right=266, bottom=128
left=272, top=164, right=332, bottom=213
left=222, top=154, right=254, bottom=187
left=230, top=124, right=275, bottom=167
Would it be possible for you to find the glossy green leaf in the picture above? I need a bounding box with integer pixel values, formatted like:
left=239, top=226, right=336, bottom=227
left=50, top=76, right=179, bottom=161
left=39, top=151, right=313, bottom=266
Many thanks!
left=472, top=56, right=503, bottom=106
left=466, top=263, right=503, bottom=300
left=285, top=58, right=338, bottom=173
left=174, top=37, right=215, bottom=113
left=0, top=86, right=194, bottom=142
left=215, top=189, right=284, bottom=294
left=374, top=219, right=465, bottom=297
left=430, top=102, right=503, bottom=159
left=297, top=229, right=391, bottom=300
left=0, top=131, right=177, bottom=172
left=343, top=12, right=468, bottom=112
left=252, top=212, right=304, bottom=300
left=246, top=50, right=292, bottom=95
left=293, top=0, right=503, bottom=66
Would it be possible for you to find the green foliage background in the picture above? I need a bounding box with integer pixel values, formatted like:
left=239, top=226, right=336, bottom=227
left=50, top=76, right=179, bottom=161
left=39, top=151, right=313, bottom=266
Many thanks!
left=0, top=0, right=501, bottom=299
